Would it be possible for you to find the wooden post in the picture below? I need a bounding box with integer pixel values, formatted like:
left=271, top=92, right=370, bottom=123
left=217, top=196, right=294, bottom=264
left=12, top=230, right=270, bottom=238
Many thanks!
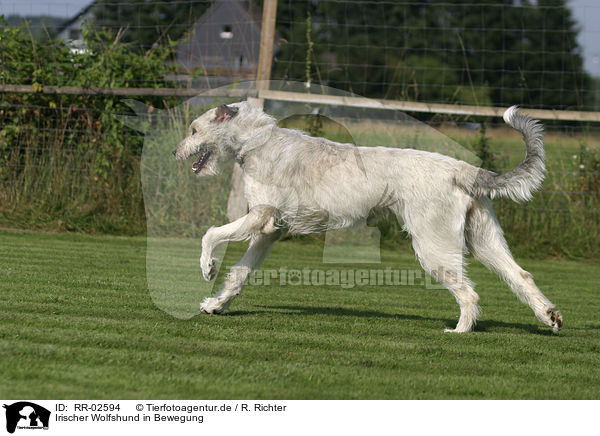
left=227, top=0, right=278, bottom=221
left=255, top=0, right=278, bottom=91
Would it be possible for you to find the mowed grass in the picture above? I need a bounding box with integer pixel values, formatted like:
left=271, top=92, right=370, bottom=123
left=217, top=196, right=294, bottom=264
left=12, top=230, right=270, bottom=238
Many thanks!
left=1, top=229, right=599, bottom=399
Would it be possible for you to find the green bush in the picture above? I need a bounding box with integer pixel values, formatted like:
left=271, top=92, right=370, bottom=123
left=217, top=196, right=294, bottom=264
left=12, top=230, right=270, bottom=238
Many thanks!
left=0, top=19, right=177, bottom=233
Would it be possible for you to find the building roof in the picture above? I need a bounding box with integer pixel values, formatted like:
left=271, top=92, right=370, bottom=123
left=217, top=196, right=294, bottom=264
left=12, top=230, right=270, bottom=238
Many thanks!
left=55, top=1, right=96, bottom=37
left=176, top=0, right=263, bottom=71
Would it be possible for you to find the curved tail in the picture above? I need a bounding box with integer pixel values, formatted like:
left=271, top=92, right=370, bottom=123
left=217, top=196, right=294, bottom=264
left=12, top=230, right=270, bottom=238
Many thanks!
left=471, top=106, right=546, bottom=202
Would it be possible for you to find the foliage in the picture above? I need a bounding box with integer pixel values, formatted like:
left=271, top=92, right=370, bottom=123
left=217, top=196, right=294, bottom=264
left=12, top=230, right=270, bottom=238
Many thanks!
left=273, top=0, right=592, bottom=109
left=0, top=20, right=177, bottom=233
left=475, top=123, right=497, bottom=172
left=594, top=77, right=600, bottom=111
left=383, top=56, right=492, bottom=105
left=3, top=14, right=63, bottom=41
left=92, top=0, right=212, bottom=51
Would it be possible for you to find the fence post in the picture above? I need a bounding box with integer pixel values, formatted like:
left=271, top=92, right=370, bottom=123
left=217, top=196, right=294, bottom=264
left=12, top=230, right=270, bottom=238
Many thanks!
left=227, top=0, right=278, bottom=221
left=256, top=0, right=278, bottom=91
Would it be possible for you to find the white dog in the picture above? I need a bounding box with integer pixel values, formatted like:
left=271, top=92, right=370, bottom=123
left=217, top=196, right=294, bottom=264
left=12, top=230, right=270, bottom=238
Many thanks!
left=173, top=101, right=562, bottom=333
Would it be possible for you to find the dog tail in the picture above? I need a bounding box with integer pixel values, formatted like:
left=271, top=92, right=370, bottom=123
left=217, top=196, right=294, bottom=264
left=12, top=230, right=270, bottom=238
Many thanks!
left=468, top=105, right=545, bottom=202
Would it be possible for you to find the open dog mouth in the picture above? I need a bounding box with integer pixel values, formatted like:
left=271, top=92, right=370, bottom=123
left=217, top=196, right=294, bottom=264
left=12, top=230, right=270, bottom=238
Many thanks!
left=191, top=150, right=212, bottom=173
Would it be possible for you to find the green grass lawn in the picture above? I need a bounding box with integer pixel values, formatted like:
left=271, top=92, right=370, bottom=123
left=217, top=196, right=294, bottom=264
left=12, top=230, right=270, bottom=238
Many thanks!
left=1, top=229, right=599, bottom=399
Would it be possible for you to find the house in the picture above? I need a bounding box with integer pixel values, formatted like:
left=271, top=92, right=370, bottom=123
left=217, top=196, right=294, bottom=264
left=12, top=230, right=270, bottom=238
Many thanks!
left=175, top=0, right=264, bottom=78
left=55, top=1, right=96, bottom=53
left=53, top=0, right=269, bottom=83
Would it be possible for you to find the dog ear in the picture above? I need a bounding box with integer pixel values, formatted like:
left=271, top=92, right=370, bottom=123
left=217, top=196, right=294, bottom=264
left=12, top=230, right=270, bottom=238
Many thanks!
left=215, top=104, right=239, bottom=123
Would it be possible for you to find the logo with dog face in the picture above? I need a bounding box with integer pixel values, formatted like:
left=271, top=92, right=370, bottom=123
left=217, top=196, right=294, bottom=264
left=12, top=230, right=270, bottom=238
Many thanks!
left=3, top=402, right=50, bottom=434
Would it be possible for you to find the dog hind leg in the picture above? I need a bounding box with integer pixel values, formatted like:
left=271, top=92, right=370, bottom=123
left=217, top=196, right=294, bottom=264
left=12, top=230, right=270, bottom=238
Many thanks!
left=465, top=198, right=562, bottom=332
left=406, top=213, right=480, bottom=333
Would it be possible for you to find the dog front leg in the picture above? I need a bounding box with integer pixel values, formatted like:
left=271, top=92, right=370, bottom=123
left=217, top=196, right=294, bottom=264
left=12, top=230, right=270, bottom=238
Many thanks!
left=200, top=206, right=276, bottom=281
left=200, top=231, right=280, bottom=314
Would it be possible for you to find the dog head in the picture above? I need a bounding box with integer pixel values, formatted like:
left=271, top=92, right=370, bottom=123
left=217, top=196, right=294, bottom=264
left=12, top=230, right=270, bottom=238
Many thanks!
left=172, top=101, right=274, bottom=176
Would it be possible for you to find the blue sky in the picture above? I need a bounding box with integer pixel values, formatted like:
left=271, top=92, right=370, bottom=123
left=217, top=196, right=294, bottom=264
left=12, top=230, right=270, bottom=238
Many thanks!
left=570, top=0, right=600, bottom=76
left=1, top=0, right=599, bottom=76
left=0, top=0, right=92, bottom=19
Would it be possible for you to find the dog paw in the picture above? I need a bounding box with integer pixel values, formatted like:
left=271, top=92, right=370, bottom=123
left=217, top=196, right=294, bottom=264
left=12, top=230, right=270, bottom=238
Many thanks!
left=548, top=309, right=563, bottom=333
left=200, top=257, right=218, bottom=281
left=444, top=328, right=467, bottom=333
left=199, top=297, right=226, bottom=314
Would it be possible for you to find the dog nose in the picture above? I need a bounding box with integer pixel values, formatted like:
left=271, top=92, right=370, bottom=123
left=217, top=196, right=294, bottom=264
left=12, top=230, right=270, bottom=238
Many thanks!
left=172, top=148, right=177, bottom=157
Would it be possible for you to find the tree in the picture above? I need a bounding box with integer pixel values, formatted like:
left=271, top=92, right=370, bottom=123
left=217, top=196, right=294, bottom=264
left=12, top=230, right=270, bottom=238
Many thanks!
left=4, top=15, right=63, bottom=41
left=271, top=1, right=321, bottom=84
left=272, top=0, right=592, bottom=109
left=92, top=0, right=211, bottom=51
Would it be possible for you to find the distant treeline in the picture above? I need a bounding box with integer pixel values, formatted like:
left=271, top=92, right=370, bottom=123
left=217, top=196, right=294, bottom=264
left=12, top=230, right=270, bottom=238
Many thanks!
left=273, top=0, right=592, bottom=110
left=7, top=0, right=591, bottom=109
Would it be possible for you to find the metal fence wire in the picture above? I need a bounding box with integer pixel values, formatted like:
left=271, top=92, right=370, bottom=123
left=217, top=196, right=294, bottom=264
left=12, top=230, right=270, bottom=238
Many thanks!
left=0, top=0, right=598, bottom=254
left=1, top=0, right=598, bottom=110
left=272, top=0, right=598, bottom=111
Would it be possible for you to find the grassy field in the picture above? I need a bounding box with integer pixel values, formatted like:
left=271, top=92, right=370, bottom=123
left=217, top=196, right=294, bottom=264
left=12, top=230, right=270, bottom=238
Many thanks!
left=1, top=229, right=599, bottom=399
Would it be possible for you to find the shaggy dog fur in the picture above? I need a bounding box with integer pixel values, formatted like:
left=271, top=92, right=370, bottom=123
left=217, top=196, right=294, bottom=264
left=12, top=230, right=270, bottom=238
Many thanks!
left=173, top=102, right=562, bottom=333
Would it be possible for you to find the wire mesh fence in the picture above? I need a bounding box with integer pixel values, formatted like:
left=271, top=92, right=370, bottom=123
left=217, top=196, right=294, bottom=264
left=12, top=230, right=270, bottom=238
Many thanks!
left=0, top=0, right=598, bottom=256
left=1, top=0, right=598, bottom=109
left=273, top=0, right=597, bottom=111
